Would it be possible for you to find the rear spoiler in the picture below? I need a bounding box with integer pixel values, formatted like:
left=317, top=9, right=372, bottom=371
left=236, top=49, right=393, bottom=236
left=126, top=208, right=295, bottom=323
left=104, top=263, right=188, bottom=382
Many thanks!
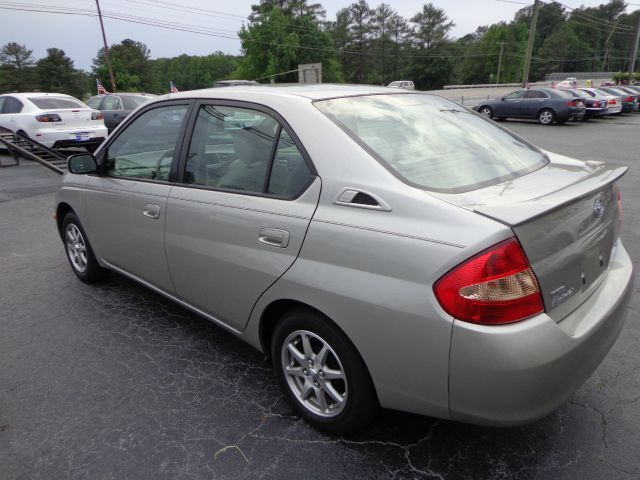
left=474, top=164, right=627, bottom=227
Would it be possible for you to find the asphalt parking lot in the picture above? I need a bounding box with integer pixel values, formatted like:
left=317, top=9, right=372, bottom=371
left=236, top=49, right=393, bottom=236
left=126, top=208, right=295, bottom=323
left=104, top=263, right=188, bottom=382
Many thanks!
left=1, top=113, right=639, bottom=479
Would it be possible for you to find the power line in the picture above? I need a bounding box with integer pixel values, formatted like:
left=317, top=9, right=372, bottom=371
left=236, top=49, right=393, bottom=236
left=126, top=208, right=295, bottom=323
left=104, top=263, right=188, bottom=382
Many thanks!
left=0, top=4, right=499, bottom=60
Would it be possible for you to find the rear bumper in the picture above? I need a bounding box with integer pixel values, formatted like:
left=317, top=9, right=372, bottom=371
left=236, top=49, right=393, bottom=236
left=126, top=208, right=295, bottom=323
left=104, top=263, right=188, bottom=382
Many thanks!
left=449, top=240, right=633, bottom=426
left=32, top=126, right=108, bottom=148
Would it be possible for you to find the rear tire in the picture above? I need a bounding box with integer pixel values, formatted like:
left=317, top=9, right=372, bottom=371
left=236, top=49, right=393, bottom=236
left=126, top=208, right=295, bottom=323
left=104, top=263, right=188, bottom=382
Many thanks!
left=478, top=106, right=493, bottom=118
left=271, top=308, right=379, bottom=434
left=538, top=109, right=555, bottom=125
left=62, top=212, right=106, bottom=283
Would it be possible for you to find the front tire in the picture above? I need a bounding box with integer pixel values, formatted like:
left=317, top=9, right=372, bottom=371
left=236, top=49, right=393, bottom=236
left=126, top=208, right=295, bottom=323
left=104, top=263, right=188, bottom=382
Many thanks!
left=62, top=212, right=106, bottom=283
left=271, top=308, right=379, bottom=434
left=538, top=108, right=555, bottom=125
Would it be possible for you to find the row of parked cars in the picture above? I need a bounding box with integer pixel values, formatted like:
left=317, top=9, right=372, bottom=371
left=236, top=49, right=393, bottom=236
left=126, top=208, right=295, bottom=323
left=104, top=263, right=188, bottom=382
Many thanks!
left=473, top=85, right=640, bottom=125
left=0, top=91, right=156, bottom=151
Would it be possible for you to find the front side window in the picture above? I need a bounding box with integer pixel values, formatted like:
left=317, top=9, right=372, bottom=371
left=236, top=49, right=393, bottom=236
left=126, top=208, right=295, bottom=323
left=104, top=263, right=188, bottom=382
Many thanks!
left=315, top=93, right=547, bottom=193
left=184, top=104, right=311, bottom=196
left=106, top=104, right=187, bottom=181
left=503, top=90, right=525, bottom=101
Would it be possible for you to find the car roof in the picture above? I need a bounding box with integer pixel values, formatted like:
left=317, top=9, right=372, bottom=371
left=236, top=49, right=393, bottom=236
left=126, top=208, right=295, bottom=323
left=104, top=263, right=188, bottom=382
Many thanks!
left=161, top=84, right=417, bottom=101
left=4, top=92, right=76, bottom=99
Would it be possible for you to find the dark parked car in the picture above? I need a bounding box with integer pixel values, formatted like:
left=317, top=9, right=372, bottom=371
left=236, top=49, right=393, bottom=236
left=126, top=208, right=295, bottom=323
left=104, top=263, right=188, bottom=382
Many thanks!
left=597, top=87, right=639, bottom=113
left=560, top=88, right=608, bottom=119
left=473, top=88, right=586, bottom=125
left=86, top=93, right=158, bottom=133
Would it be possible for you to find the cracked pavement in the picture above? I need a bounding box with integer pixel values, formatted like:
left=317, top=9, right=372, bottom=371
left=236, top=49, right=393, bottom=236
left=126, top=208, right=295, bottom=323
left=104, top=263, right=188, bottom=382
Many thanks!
left=1, top=114, right=639, bottom=480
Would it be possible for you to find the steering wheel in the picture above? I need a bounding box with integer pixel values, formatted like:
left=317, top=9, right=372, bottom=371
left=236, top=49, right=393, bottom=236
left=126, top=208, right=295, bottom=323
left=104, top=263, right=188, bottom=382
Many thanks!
left=153, top=148, right=174, bottom=180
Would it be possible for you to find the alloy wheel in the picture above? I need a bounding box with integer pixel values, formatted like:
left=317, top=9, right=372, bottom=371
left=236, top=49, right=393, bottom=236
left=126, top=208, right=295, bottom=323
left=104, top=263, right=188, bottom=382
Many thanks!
left=281, top=329, right=348, bottom=418
left=65, top=223, right=88, bottom=273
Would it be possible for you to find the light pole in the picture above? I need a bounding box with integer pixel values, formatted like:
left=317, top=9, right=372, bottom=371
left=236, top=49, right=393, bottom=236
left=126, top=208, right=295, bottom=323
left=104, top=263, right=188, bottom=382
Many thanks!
left=629, top=17, right=640, bottom=82
left=95, top=0, right=116, bottom=92
left=521, top=0, right=540, bottom=86
left=497, top=41, right=506, bottom=84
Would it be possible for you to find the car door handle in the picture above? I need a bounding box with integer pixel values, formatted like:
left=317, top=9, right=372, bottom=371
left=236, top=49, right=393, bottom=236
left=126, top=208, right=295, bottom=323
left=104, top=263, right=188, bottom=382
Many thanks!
left=259, top=228, right=289, bottom=248
left=143, top=204, right=160, bottom=219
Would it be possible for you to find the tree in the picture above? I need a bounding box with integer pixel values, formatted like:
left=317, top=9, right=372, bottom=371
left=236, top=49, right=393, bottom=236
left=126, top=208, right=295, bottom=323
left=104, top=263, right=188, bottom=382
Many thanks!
left=236, top=5, right=342, bottom=83
left=0, top=42, right=36, bottom=92
left=92, top=39, right=158, bottom=92
left=36, top=48, right=87, bottom=98
left=347, top=0, right=374, bottom=83
left=152, top=52, right=239, bottom=92
left=410, top=3, right=455, bottom=49
left=371, top=3, right=396, bottom=84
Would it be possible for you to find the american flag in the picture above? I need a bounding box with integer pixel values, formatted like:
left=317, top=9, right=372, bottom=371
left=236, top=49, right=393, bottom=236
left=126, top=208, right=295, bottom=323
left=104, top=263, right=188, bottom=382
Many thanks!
left=170, top=80, right=179, bottom=94
left=96, top=79, right=109, bottom=95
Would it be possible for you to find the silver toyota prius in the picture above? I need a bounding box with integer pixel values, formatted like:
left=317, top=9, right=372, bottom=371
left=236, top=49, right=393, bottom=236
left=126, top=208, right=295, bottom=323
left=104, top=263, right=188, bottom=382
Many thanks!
left=55, top=85, right=634, bottom=433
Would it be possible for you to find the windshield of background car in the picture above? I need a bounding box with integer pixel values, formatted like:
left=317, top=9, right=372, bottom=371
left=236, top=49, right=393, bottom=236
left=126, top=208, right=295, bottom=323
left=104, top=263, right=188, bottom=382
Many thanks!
left=314, top=93, right=548, bottom=193
left=29, top=97, right=84, bottom=109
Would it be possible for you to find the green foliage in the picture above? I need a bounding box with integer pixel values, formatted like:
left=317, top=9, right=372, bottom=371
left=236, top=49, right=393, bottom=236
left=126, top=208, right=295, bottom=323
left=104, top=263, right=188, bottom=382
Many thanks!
left=92, top=39, right=158, bottom=92
left=0, top=42, right=36, bottom=92
left=237, top=3, right=343, bottom=83
left=36, top=48, right=87, bottom=98
left=152, top=53, right=239, bottom=92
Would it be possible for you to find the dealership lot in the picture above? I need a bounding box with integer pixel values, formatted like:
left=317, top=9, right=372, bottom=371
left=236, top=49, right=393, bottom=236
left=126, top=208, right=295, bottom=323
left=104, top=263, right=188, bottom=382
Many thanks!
left=1, top=113, right=639, bottom=479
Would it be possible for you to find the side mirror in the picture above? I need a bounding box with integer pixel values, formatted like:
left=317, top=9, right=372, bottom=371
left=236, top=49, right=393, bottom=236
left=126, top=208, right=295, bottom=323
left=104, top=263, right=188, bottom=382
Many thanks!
left=67, top=153, right=98, bottom=174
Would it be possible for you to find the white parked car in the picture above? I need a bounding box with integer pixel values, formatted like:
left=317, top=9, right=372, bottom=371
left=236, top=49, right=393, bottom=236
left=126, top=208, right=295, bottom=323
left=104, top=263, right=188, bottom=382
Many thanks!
left=0, top=92, right=108, bottom=151
left=387, top=80, right=414, bottom=90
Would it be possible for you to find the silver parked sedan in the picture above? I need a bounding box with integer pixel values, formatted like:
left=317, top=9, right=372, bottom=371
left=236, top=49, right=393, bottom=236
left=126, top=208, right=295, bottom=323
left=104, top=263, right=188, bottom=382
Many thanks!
left=55, top=85, right=633, bottom=433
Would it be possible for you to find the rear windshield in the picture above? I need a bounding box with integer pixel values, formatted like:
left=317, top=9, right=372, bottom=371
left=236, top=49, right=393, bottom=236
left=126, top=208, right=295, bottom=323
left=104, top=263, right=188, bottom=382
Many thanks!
left=314, top=94, right=547, bottom=193
left=30, top=97, right=84, bottom=109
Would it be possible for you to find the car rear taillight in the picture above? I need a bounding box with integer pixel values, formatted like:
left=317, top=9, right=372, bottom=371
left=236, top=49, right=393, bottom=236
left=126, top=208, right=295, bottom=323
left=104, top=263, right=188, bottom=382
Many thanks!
left=565, top=100, right=578, bottom=106
left=624, top=96, right=633, bottom=102
left=91, top=111, right=103, bottom=120
left=434, top=238, right=544, bottom=325
left=35, top=113, right=62, bottom=122
left=608, top=99, right=617, bottom=105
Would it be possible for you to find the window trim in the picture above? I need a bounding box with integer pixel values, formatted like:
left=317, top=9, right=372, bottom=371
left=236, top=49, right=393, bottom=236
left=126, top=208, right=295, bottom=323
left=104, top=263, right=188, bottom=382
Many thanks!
left=174, top=99, right=317, bottom=201
left=93, top=99, right=194, bottom=185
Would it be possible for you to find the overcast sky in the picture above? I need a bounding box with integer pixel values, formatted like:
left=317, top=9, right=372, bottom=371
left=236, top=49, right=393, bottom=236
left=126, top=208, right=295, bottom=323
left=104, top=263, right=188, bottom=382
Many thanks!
left=0, top=0, right=636, bottom=70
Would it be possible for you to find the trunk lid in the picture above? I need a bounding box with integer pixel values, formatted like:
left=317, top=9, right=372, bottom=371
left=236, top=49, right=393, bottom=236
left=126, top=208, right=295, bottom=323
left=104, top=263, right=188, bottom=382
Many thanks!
left=48, top=108, right=101, bottom=131
left=432, top=152, right=626, bottom=322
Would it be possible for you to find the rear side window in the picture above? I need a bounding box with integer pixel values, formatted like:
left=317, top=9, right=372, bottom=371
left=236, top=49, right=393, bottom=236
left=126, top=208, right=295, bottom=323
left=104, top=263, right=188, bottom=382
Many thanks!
left=2, top=96, right=23, bottom=113
left=101, top=96, right=123, bottom=110
left=85, top=96, right=102, bottom=109
left=315, top=93, right=547, bottom=193
left=525, top=90, right=549, bottom=99
left=30, top=97, right=84, bottom=109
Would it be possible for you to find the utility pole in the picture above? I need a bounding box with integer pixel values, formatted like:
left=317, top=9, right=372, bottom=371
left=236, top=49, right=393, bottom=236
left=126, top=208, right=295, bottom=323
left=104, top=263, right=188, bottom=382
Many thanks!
left=497, top=41, right=506, bottom=84
left=95, top=0, right=116, bottom=92
left=629, top=16, right=640, bottom=81
left=521, top=0, right=540, bottom=87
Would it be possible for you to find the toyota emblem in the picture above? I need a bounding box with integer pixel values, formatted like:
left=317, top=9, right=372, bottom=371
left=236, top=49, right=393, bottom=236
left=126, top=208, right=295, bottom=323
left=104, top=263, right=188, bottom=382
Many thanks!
left=593, top=197, right=605, bottom=218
